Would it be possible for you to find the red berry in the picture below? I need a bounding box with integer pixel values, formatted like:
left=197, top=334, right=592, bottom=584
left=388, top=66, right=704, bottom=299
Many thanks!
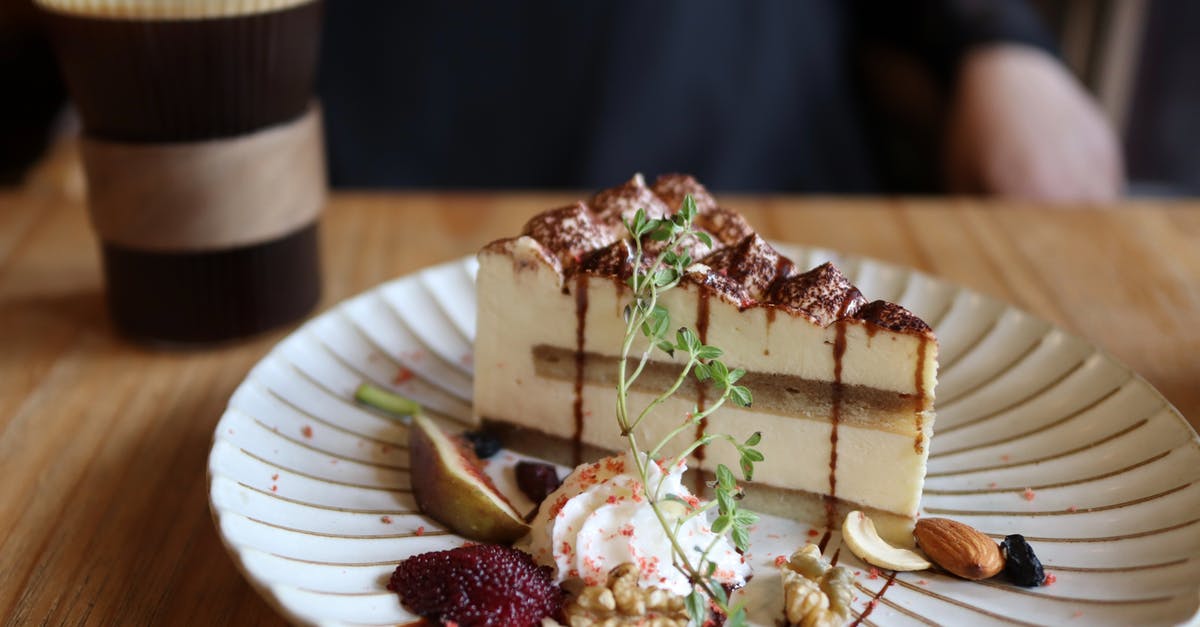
left=388, top=544, right=563, bottom=626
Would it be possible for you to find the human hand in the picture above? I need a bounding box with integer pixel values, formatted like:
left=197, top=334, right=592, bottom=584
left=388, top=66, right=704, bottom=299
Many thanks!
left=944, top=44, right=1123, bottom=202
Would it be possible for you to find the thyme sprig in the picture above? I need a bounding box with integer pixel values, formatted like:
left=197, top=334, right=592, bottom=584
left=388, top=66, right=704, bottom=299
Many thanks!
left=615, top=196, right=763, bottom=627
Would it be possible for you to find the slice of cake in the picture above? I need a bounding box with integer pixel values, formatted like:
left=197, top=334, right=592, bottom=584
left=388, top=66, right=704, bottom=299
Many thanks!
left=474, top=174, right=937, bottom=543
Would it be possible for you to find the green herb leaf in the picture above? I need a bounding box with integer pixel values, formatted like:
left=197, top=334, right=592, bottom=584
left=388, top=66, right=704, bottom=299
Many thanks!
left=731, top=525, right=751, bottom=552
left=695, top=345, right=723, bottom=361
left=708, top=359, right=730, bottom=384
left=696, top=231, right=714, bottom=250
left=739, top=456, right=755, bottom=481
left=649, top=223, right=674, bottom=241
left=717, top=490, right=735, bottom=515
left=727, top=606, right=748, bottom=627
left=716, top=464, right=736, bottom=490
left=729, top=385, right=753, bottom=407
left=711, top=583, right=729, bottom=606
left=675, top=327, right=700, bottom=353
left=686, top=591, right=707, bottom=626
left=693, top=362, right=711, bottom=381
left=681, top=195, right=698, bottom=221
left=734, top=510, right=759, bottom=527
left=711, top=514, right=731, bottom=534
left=744, top=431, right=762, bottom=447
left=653, top=268, right=678, bottom=287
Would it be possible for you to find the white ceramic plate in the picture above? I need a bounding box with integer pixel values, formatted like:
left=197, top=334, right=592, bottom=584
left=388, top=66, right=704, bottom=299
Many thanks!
left=208, top=247, right=1200, bottom=626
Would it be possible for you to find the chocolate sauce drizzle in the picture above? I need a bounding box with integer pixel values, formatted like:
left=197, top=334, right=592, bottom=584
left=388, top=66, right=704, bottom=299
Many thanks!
left=914, top=335, right=929, bottom=453
left=823, top=320, right=848, bottom=539
left=571, top=274, right=589, bottom=465
left=850, top=571, right=897, bottom=627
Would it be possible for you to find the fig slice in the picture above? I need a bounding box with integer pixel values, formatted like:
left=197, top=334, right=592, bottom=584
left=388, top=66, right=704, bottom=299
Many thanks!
left=409, top=414, right=529, bottom=543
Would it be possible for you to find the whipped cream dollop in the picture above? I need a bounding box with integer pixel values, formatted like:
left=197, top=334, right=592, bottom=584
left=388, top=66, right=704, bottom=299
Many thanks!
left=520, top=451, right=751, bottom=596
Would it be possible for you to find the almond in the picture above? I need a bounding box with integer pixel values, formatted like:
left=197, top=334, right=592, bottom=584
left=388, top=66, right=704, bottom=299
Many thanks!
left=914, top=518, right=1003, bottom=580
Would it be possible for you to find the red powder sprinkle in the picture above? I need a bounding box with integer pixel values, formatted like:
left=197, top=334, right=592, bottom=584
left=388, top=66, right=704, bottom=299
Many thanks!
left=1071, top=611, right=1084, bottom=619
left=460, top=354, right=473, bottom=366
left=416, top=526, right=425, bottom=536
left=868, top=567, right=881, bottom=580
left=380, top=516, right=393, bottom=524
left=988, top=482, right=997, bottom=488
left=619, top=525, right=635, bottom=537
left=1023, top=487, right=1036, bottom=501
left=768, top=533, right=781, bottom=539
left=393, top=367, right=414, bottom=385
left=918, top=580, right=928, bottom=586
left=1067, top=505, right=1078, bottom=512
left=774, top=555, right=788, bottom=567
left=1044, top=572, right=1057, bottom=585
left=1000, top=454, right=1011, bottom=462
left=301, top=425, right=313, bottom=439
left=550, top=494, right=570, bottom=518
left=271, top=474, right=279, bottom=481
left=868, top=599, right=879, bottom=610
left=227, top=428, right=234, bottom=435
left=561, top=541, right=572, bottom=555
left=271, top=485, right=278, bottom=492
left=807, top=529, right=820, bottom=537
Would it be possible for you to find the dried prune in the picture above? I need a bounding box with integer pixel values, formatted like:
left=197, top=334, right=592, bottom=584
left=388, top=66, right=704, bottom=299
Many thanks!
left=1000, top=534, right=1045, bottom=587
left=516, top=461, right=562, bottom=504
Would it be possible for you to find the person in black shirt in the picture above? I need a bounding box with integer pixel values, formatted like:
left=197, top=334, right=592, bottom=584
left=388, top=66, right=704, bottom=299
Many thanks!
left=317, top=0, right=1121, bottom=200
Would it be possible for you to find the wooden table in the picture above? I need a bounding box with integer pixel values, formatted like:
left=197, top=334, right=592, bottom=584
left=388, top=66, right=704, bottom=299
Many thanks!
left=3, top=147, right=1199, bottom=625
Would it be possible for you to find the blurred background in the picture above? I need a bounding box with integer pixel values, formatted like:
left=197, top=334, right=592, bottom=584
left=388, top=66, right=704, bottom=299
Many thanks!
left=1, top=0, right=1196, bottom=197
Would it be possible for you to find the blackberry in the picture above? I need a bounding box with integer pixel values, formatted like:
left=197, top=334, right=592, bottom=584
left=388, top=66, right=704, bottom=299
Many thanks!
left=388, top=544, right=563, bottom=626
left=461, top=430, right=502, bottom=459
left=516, top=461, right=562, bottom=504
left=1000, top=534, right=1045, bottom=587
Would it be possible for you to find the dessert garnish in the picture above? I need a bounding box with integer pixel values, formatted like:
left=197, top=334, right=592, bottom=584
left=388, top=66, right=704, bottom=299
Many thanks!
left=515, top=460, right=563, bottom=504
left=1000, top=534, right=1046, bottom=587
left=609, top=199, right=762, bottom=625
left=388, top=543, right=564, bottom=627
left=780, top=544, right=854, bottom=627
left=354, top=382, right=421, bottom=417
left=409, top=413, right=529, bottom=542
left=560, top=563, right=688, bottom=627
left=913, top=518, right=1003, bottom=580
left=841, top=510, right=930, bottom=571
left=522, top=450, right=751, bottom=598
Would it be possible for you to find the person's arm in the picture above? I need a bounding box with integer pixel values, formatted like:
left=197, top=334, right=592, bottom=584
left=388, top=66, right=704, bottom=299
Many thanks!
left=944, top=44, right=1123, bottom=201
left=853, top=0, right=1123, bottom=201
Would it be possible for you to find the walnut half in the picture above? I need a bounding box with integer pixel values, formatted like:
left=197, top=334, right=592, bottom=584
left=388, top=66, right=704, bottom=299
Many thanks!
left=560, top=563, right=688, bottom=627
left=781, top=544, right=856, bottom=627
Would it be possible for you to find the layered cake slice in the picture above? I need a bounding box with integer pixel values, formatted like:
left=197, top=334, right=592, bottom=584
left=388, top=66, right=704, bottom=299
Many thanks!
left=474, top=174, right=937, bottom=542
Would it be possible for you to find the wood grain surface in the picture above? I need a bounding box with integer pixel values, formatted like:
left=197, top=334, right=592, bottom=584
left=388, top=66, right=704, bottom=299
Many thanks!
left=2, top=145, right=1198, bottom=626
